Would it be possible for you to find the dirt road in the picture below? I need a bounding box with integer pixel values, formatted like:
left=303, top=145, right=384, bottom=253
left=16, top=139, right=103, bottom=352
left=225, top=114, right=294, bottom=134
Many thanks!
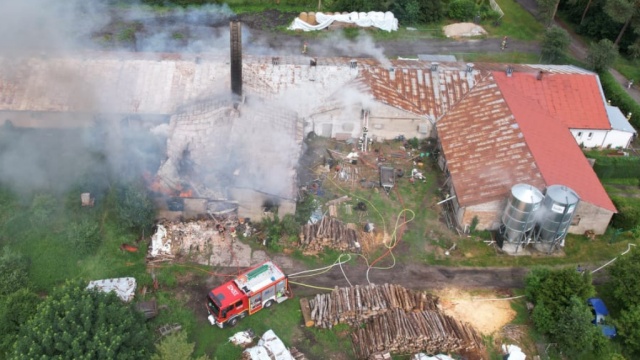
left=285, top=262, right=530, bottom=296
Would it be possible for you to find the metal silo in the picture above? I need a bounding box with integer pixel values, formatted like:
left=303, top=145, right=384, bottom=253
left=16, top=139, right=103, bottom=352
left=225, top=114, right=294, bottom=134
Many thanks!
left=501, top=184, right=544, bottom=244
left=537, top=185, right=580, bottom=245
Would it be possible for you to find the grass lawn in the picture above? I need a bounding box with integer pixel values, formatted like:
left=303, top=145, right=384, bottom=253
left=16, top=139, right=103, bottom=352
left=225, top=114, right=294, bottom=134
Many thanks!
left=453, top=51, right=541, bottom=63
left=484, top=0, right=544, bottom=41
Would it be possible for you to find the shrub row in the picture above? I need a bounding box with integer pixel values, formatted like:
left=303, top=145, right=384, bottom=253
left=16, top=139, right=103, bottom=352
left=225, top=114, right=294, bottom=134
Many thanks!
left=592, top=156, right=640, bottom=179
left=599, top=70, right=640, bottom=131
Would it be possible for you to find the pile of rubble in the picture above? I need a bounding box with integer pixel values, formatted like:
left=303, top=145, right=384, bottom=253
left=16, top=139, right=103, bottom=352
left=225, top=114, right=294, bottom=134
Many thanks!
left=148, top=217, right=256, bottom=266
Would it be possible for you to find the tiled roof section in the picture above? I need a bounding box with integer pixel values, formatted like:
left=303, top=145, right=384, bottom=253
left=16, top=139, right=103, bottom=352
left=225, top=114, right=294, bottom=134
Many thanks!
left=359, top=65, right=486, bottom=119
left=492, top=71, right=610, bottom=130
left=473, top=63, right=595, bottom=75
left=437, top=74, right=545, bottom=207
left=0, top=54, right=361, bottom=115
left=496, top=78, right=617, bottom=212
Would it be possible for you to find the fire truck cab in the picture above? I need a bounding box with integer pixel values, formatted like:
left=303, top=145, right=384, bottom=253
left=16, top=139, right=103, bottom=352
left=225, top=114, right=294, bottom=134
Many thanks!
left=206, top=261, right=291, bottom=328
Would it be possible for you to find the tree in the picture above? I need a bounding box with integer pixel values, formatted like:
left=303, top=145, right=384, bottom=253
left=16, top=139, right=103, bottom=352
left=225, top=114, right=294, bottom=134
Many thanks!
left=0, top=289, right=39, bottom=357
left=587, top=39, right=619, bottom=72
left=541, top=26, right=571, bottom=63
left=152, top=332, right=208, bottom=360
left=0, top=248, right=29, bottom=297
left=552, top=296, right=605, bottom=357
left=525, top=267, right=595, bottom=314
left=392, top=0, right=445, bottom=24
left=537, top=0, right=561, bottom=26
left=608, top=249, right=640, bottom=307
left=604, top=0, right=640, bottom=45
left=615, top=305, right=640, bottom=355
left=12, top=280, right=153, bottom=359
left=448, top=0, right=477, bottom=21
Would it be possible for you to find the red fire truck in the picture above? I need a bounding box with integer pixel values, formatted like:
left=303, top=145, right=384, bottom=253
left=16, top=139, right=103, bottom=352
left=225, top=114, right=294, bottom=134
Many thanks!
left=206, top=261, right=292, bottom=328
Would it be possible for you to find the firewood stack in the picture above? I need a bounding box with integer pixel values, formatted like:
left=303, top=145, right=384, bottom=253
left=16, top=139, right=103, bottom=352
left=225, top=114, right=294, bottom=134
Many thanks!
left=307, top=284, right=439, bottom=329
left=350, top=308, right=485, bottom=359
left=300, top=217, right=360, bottom=252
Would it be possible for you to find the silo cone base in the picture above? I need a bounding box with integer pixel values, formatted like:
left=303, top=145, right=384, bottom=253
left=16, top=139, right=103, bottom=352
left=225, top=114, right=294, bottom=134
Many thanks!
left=500, top=242, right=533, bottom=256
left=533, top=242, right=563, bottom=254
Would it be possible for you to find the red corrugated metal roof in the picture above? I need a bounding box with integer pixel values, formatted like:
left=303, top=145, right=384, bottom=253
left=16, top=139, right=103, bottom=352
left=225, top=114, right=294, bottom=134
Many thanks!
left=494, top=74, right=616, bottom=212
left=437, top=75, right=545, bottom=207
left=492, top=71, right=610, bottom=129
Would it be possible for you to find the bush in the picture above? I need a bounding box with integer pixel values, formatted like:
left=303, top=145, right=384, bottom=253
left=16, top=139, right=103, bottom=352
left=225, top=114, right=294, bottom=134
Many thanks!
left=29, top=193, right=58, bottom=226
left=610, top=196, right=640, bottom=230
left=592, top=156, right=640, bottom=179
left=448, top=0, right=477, bottom=21
left=0, top=248, right=30, bottom=297
left=114, top=179, right=156, bottom=232
left=0, top=289, right=39, bottom=357
left=67, top=218, right=102, bottom=256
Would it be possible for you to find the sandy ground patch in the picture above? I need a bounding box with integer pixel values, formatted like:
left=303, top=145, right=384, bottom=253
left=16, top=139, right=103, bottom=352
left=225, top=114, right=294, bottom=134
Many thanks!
left=435, top=288, right=516, bottom=335
left=443, top=22, right=488, bottom=38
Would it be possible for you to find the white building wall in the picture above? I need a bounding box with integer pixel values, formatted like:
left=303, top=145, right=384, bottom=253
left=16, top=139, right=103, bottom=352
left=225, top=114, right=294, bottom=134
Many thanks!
left=306, top=102, right=433, bottom=140
left=600, top=129, right=635, bottom=149
left=570, top=129, right=608, bottom=148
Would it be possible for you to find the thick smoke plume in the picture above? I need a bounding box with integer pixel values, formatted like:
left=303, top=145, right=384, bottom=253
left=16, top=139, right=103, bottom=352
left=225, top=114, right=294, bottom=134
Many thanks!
left=0, top=0, right=384, bottom=201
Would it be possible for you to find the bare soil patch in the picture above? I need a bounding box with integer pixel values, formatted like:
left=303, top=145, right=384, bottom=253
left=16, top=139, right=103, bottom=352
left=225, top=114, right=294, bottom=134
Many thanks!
left=434, top=288, right=516, bottom=336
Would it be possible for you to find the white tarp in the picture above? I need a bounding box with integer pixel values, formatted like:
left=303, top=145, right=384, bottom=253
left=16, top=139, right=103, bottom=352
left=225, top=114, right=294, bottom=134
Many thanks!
left=86, top=277, right=137, bottom=302
left=150, top=224, right=170, bottom=257
left=243, top=330, right=294, bottom=360
left=502, top=344, right=527, bottom=360
left=412, top=354, right=456, bottom=360
left=288, top=11, right=398, bottom=32
left=229, top=330, right=254, bottom=346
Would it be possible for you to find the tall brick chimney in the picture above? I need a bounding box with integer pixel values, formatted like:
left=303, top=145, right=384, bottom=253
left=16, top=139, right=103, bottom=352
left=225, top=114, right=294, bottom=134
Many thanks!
left=230, top=20, right=242, bottom=98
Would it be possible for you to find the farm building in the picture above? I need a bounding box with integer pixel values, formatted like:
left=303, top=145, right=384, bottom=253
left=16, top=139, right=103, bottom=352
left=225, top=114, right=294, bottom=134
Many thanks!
left=0, top=39, right=630, bottom=231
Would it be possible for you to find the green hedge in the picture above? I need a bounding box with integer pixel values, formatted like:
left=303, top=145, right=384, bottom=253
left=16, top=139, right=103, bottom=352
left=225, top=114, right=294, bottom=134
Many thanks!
left=611, top=195, right=640, bottom=229
left=591, top=155, right=640, bottom=179
left=599, top=70, right=640, bottom=131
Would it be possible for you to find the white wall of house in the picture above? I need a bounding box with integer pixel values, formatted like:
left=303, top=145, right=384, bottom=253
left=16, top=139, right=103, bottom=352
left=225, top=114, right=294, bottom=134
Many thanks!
left=570, top=129, right=608, bottom=148
left=600, top=129, right=635, bottom=149
left=460, top=199, right=506, bottom=231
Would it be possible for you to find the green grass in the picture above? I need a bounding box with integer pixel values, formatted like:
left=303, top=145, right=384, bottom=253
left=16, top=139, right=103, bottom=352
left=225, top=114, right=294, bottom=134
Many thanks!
left=428, top=233, right=632, bottom=267
left=452, top=51, right=541, bottom=63
left=484, top=0, right=544, bottom=40
left=168, top=294, right=355, bottom=359
left=614, top=55, right=640, bottom=84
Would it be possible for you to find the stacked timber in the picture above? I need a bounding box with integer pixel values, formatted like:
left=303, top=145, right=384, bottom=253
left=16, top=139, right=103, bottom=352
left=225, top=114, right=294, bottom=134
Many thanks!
left=307, top=284, right=439, bottom=328
left=300, top=217, right=360, bottom=252
left=350, top=308, right=485, bottom=359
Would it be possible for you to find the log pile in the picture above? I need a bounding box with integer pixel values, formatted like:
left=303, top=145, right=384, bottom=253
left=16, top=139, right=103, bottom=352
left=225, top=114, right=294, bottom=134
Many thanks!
left=308, top=284, right=439, bottom=328
left=300, top=217, right=360, bottom=252
left=350, top=308, right=485, bottom=359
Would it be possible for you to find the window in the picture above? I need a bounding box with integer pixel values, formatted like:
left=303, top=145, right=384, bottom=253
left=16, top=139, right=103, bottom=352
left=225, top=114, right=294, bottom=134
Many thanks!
left=571, top=215, right=581, bottom=226
left=588, top=132, right=593, bottom=139
left=577, top=132, right=583, bottom=138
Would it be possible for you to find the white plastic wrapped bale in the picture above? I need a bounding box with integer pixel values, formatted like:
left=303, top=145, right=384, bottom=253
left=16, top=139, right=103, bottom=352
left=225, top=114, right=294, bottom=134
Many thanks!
left=86, top=277, right=137, bottom=302
left=243, top=330, right=294, bottom=360
left=288, top=11, right=398, bottom=32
